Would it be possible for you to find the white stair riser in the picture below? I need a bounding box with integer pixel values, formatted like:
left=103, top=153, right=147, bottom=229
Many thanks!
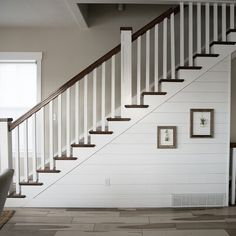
left=177, top=70, right=202, bottom=80
left=161, top=82, right=186, bottom=95
left=227, top=32, right=236, bottom=42
left=211, top=44, right=236, bottom=56
left=194, top=57, right=219, bottom=68
left=143, top=96, right=168, bottom=110
left=108, top=122, right=132, bottom=134
left=91, top=135, right=114, bottom=146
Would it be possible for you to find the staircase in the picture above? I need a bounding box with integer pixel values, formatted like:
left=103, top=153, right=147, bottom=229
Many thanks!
left=1, top=2, right=236, bottom=207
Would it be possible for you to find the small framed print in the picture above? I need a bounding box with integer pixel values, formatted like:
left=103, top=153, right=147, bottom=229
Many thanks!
left=190, top=109, right=214, bottom=138
left=157, top=126, right=177, bottom=149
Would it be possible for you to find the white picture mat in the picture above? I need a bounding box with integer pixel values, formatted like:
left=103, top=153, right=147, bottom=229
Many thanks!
left=193, top=111, right=211, bottom=135
left=160, top=129, right=174, bottom=146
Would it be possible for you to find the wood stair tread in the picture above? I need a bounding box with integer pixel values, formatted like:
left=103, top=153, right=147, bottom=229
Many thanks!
left=159, top=79, right=184, bottom=83
left=231, top=143, right=236, bottom=148
left=37, top=168, right=61, bottom=173
left=142, top=92, right=167, bottom=96
left=176, top=66, right=202, bottom=71
left=7, top=192, right=26, bottom=198
left=89, top=130, right=113, bottom=134
left=54, top=156, right=78, bottom=160
left=71, top=144, right=96, bottom=148
left=19, top=181, right=43, bottom=186
left=107, top=117, right=131, bottom=121
left=125, top=105, right=149, bottom=108
left=193, top=53, right=219, bottom=58
left=227, top=29, right=236, bottom=34
left=210, top=41, right=236, bottom=47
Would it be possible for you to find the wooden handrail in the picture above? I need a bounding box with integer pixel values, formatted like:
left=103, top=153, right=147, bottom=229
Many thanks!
left=231, top=143, right=236, bottom=148
left=10, top=5, right=180, bottom=131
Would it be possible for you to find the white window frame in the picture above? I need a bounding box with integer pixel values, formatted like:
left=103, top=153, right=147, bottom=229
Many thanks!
left=0, top=52, right=42, bottom=102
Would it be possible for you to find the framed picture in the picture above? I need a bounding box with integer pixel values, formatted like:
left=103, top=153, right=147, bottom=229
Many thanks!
left=157, top=126, right=177, bottom=149
left=190, top=109, right=214, bottom=138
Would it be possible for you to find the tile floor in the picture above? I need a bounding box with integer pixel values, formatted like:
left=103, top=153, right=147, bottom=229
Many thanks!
left=1, top=207, right=236, bottom=236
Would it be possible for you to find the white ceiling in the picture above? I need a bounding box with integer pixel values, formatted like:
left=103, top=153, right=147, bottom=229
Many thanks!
left=0, top=0, right=234, bottom=28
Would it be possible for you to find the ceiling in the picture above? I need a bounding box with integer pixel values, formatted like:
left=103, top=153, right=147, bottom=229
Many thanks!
left=0, top=0, right=234, bottom=28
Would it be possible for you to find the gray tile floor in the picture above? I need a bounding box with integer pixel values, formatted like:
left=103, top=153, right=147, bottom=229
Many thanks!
left=1, top=207, right=236, bottom=236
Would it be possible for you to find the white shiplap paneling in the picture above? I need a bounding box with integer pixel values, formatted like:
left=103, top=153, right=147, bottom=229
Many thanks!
left=24, top=57, right=230, bottom=208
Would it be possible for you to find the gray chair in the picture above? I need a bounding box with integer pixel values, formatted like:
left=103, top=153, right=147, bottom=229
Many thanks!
left=0, top=169, right=14, bottom=214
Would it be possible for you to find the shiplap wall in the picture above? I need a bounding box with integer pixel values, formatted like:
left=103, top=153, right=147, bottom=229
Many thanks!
left=26, top=57, right=230, bottom=207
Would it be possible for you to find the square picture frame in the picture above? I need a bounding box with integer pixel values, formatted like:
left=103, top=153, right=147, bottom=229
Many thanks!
left=190, top=109, right=214, bottom=138
left=157, top=126, right=177, bottom=149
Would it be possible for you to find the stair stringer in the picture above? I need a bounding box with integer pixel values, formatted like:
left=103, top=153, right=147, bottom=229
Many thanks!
left=5, top=36, right=236, bottom=207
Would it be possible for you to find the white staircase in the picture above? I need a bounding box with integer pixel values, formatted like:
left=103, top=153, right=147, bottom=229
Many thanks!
left=0, top=2, right=236, bottom=207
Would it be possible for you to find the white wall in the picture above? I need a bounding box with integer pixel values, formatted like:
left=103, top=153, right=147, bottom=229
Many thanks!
left=24, top=57, right=230, bottom=207
left=0, top=4, right=171, bottom=99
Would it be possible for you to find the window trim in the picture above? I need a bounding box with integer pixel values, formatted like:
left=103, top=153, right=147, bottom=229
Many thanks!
left=0, top=52, right=42, bottom=102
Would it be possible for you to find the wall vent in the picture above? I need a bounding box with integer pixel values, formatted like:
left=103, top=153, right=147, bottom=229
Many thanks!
left=172, top=193, right=226, bottom=207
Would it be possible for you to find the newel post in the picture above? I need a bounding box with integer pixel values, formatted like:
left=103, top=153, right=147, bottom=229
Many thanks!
left=0, top=118, right=13, bottom=173
left=120, top=27, right=132, bottom=113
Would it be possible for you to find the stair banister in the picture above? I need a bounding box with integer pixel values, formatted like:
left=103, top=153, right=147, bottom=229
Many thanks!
left=189, top=2, right=193, bottom=66
left=180, top=2, right=184, bottom=66
left=163, top=18, right=168, bottom=79
left=49, top=100, right=54, bottom=169
left=0, top=119, right=13, bottom=173
left=214, top=3, right=218, bottom=42
left=154, top=24, right=159, bottom=91
left=32, top=113, right=38, bottom=181
left=197, top=3, right=201, bottom=54
left=205, top=3, right=210, bottom=53
left=120, top=27, right=132, bottom=110
left=230, top=4, right=235, bottom=29
left=66, top=88, right=71, bottom=156
left=222, top=3, right=227, bottom=41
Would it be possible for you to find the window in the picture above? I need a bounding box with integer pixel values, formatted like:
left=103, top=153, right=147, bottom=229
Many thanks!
left=0, top=52, right=42, bottom=120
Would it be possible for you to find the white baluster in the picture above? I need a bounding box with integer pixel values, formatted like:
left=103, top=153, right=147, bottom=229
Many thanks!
left=84, top=76, right=88, bottom=144
left=146, top=30, right=150, bottom=91
left=154, top=24, right=159, bottom=91
left=205, top=3, right=210, bottom=53
left=137, top=36, right=141, bottom=104
left=170, top=13, right=175, bottom=78
left=230, top=4, right=235, bottom=29
left=66, top=88, right=71, bottom=157
left=49, top=101, right=54, bottom=169
left=23, top=120, right=29, bottom=181
left=40, top=107, right=45, bottom=168
left=75, top=82, right=80, bottom=143
left=101, top=62, right=106, bottom=131
left=93, top=69, right=97, bottom=131
left=180, top=2, right=184, bottom=66
left=57, top=94, right=62, bottom=156
left=120, top=28, right=132, bottom=109
left=111, top=56, right=116, bottom=117
left=15, top=126, right=21, bottom=194
left=197, top=3, right=201, bottom=54
left=163, top=18, right=167, bottom=79
left=32, top=113, right=38, bottom=181
left=214, top=3, right=218, bottom=42
left=222, top=3, right=226, bottom=41
left=189, top=2, right=193, bottom=66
